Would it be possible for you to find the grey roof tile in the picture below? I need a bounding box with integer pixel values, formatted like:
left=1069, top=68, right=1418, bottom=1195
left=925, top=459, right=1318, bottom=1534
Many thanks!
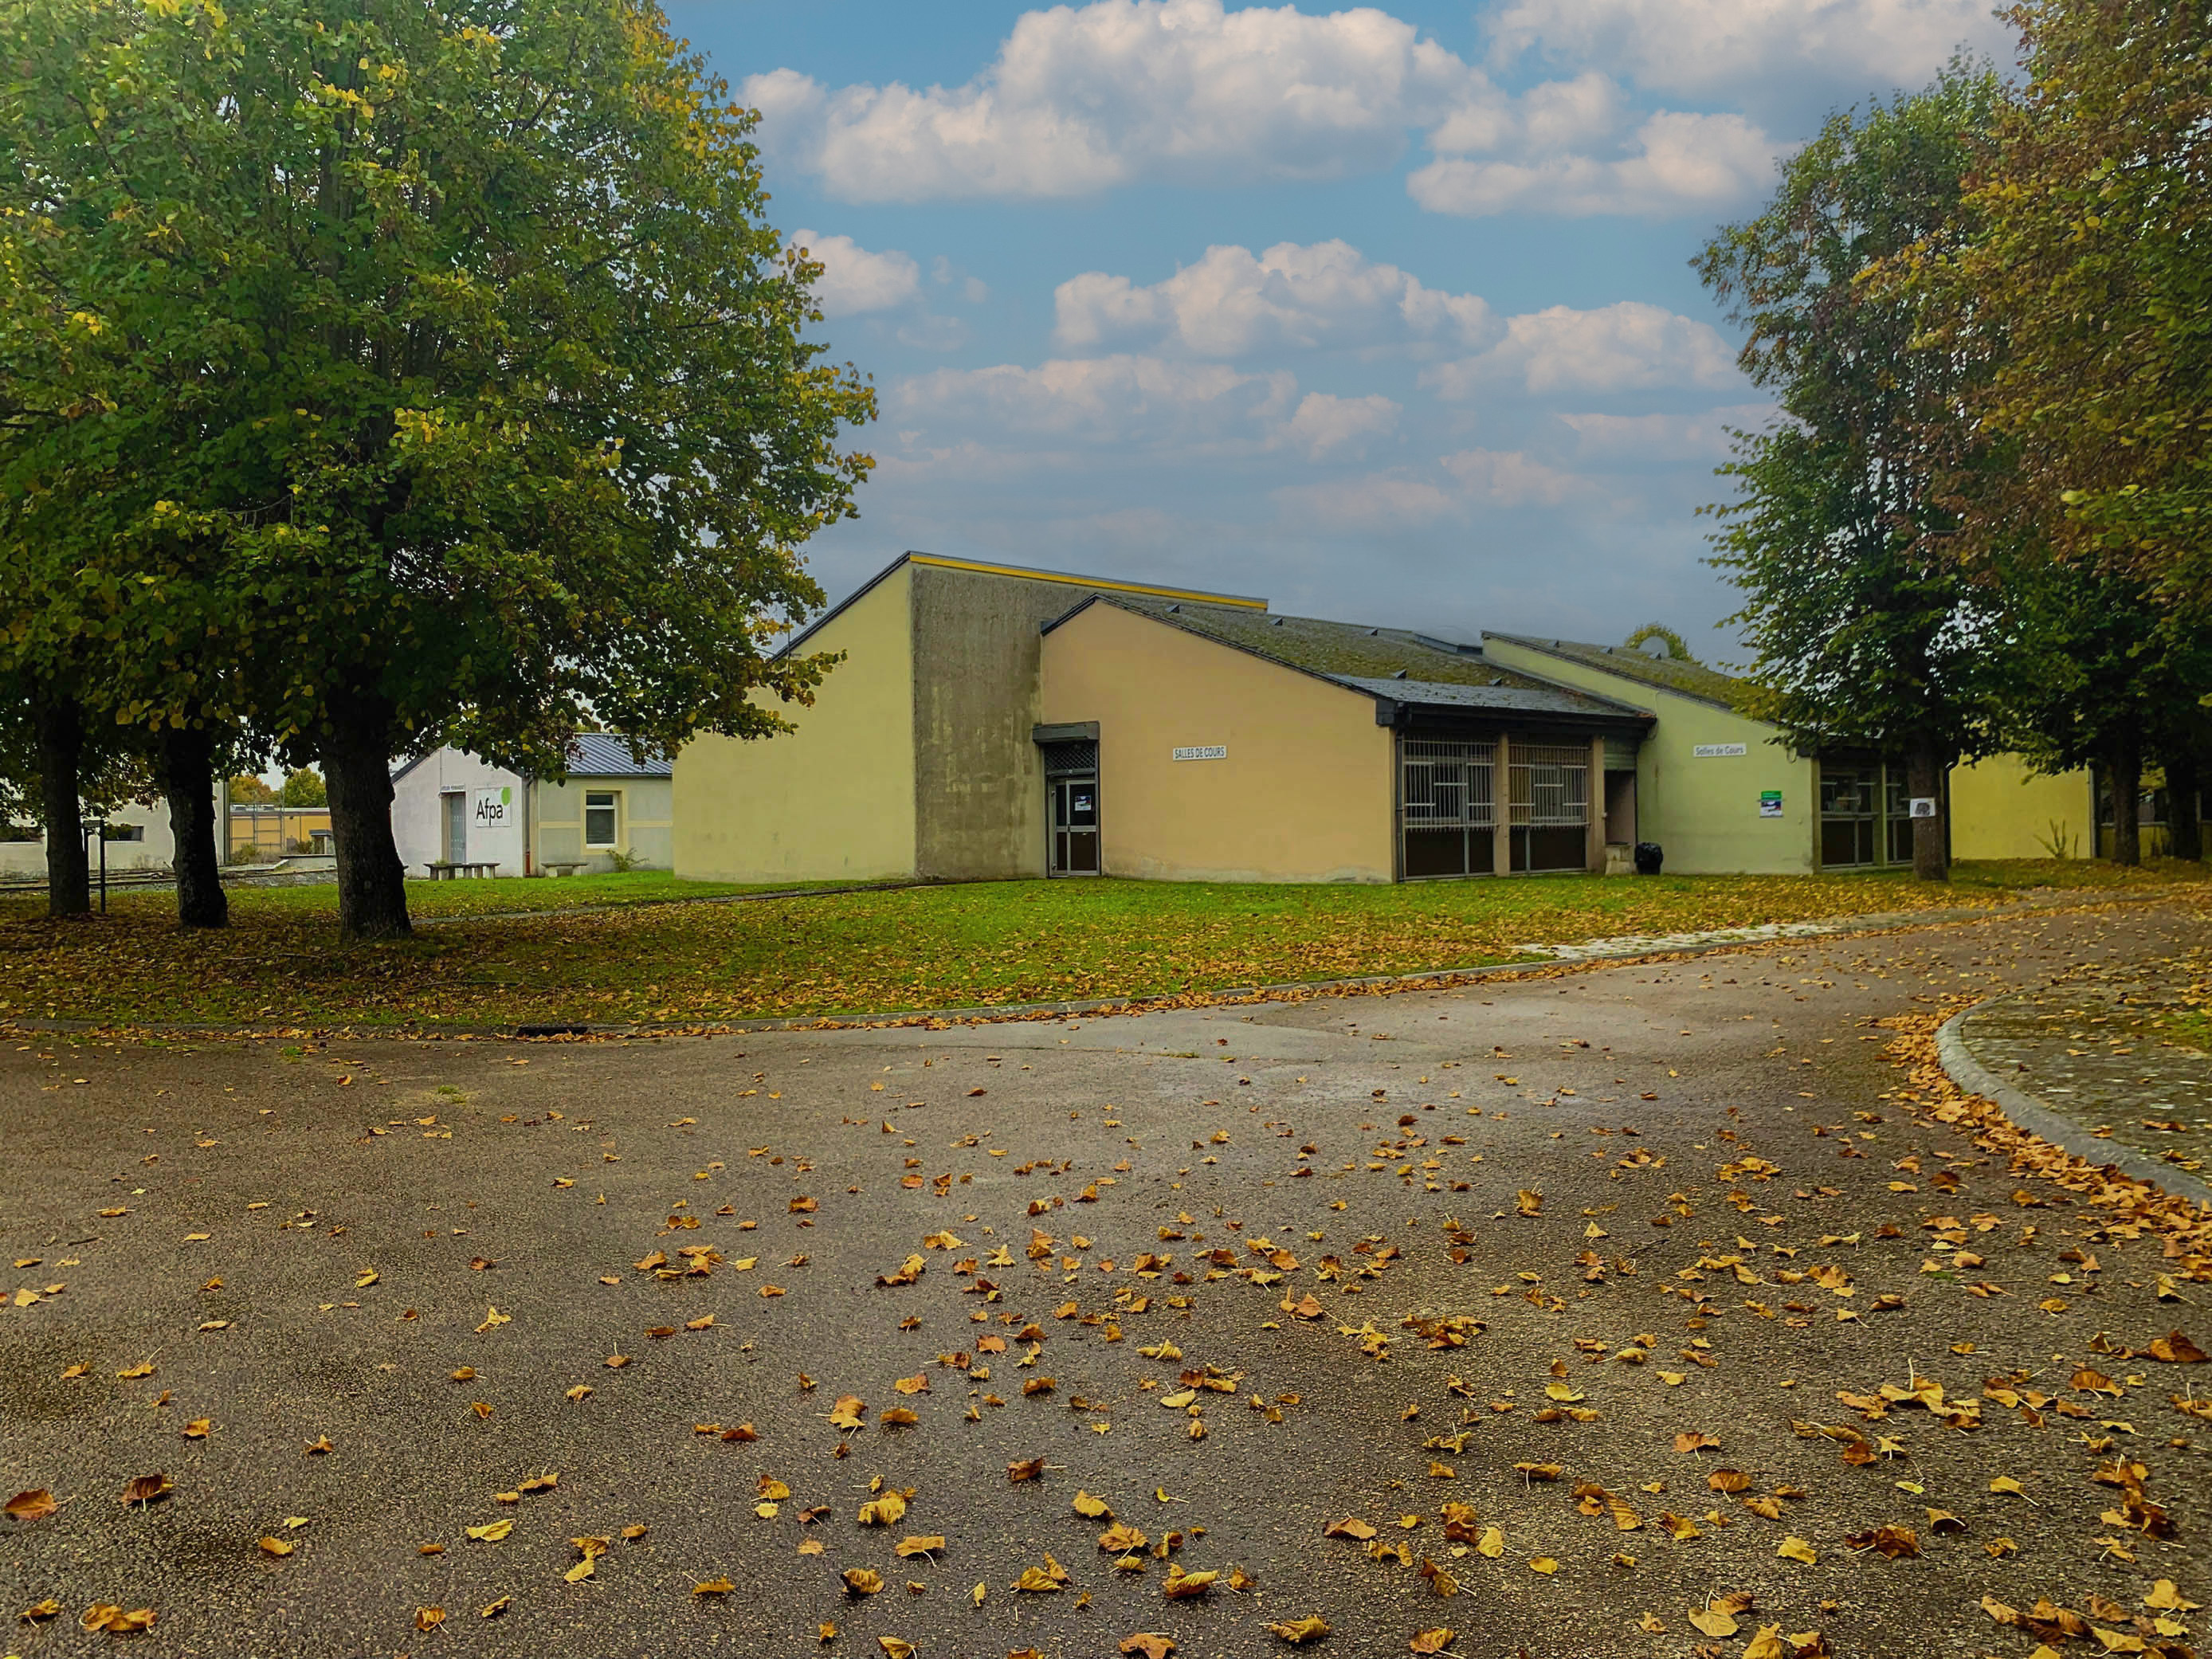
left=1074, top=597, right=1648, bottom=724
left=566, top=732, right=671, bottom=777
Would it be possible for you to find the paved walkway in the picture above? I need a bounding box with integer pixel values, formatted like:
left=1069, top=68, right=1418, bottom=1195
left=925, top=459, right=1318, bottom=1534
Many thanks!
left=1950, top=944, right=2212, bottom=1193
left=3, top=899, right=2207, bottom=1658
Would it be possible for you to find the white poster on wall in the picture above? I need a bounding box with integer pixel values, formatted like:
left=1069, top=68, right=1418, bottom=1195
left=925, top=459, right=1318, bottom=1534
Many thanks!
left=471, top=786, right=514, bottom=830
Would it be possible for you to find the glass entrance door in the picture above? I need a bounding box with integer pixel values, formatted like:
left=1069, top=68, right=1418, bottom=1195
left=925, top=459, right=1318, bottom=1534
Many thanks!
left=1049, top=775, right=1100, bottom=875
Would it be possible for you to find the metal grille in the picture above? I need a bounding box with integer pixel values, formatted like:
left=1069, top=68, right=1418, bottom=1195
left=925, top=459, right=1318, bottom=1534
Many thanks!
left=1508, top=743, right=1589, bottom=826
left=1402, top=739, right=1495, bottom=829
left=1039, top=739, right=1098, bottom=776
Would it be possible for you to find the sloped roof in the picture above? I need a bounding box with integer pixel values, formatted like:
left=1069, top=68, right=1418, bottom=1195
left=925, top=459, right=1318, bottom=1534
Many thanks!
left=779, top=550, right=1267, bottom=657
left=567, top=732, right=671, bottom=777
left=1050, top=595, right=1650, bottom=728
left=1483, top=633, right=1746, bottom=708
left=391, top=735, right=670, bottom=784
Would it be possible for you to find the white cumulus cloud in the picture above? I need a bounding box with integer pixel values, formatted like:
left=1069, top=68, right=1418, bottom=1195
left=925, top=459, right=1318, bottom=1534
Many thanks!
left=1423, top=301, right=1743, bottom=396
left=1440, top=447, right=1578, bottom=505
left=1559, top=402, right=1778, bottom=460
left=1054, top=240, right=1497, bottom=356
left=747, top=1, right=1788, bottom=220
left=1277, top=392, right=1402, bottom=459
left=1271, top=445, right=1579, bottom=528
left=889, top=355, right=1296, bottom=449
left=1409, top=97, right=1782, bottom=218
left=743, top=0, right=1483, bottom=202
left=884, top=355, right=1401, bottom=463
left=790, top=229, right=921, bottom=316
left=1486, top=0, right=2012, bottom=110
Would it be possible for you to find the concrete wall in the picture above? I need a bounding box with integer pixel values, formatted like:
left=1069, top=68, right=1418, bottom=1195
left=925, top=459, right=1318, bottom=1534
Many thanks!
left=390, top=749, right=528, bottom=876
left=535, top=775, right=673, bottom=872
left=1041, top=601, right=1394, bottom=882
left=0, top=795, right=183, bottom=877
left=1951, top=754, right=2093, bottom=860
left=910, top=562, right=1094, bottom=880
left=1481, top=640, right=1816, bottom=874
left=673, top=563, right=918, bottom=883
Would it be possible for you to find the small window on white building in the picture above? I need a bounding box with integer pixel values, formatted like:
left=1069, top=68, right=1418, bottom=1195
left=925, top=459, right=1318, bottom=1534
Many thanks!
left=100, top=823, right=146, bottom=842
left=583, top=790, right=619, bottom=849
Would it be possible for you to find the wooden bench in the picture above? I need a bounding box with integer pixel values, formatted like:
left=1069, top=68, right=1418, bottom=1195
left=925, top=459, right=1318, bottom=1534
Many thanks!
left=539, top=861, right=589, bottom=877
left=425, top=861, right=500, bottom=880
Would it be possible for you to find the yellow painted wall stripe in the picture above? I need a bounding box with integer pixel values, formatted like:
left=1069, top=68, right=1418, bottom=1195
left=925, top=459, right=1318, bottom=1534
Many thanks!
left=908, top=553, right=1267, bottom=610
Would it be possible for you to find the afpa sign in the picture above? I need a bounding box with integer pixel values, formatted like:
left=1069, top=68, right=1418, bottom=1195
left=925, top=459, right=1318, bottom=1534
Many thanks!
left=471, top=786, right=513, bottom=828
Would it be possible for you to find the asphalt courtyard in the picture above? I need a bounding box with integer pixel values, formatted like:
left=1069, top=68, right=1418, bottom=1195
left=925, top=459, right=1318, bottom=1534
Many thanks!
left=2, top=896, right=2207, bottom=1659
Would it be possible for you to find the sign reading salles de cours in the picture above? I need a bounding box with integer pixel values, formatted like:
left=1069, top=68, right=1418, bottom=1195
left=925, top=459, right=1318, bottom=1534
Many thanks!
left=1692, top=743, right=1749, bottom=759
left=1171, top=745, right=1227, bottom=762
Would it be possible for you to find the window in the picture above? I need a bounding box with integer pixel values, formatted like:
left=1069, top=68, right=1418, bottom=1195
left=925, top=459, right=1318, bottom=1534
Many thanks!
left=1400, top=738, right=1493, bottom=879
left=1820, top=762, right=1912, bottom=867
left=584, top=790, right=619, bottom=849
left=1508, top=743, right=1589, bottom=873
left=100, top=823, right=145, bottom=842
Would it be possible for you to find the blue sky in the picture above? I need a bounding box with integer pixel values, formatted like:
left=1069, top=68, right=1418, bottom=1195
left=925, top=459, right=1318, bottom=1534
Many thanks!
left=669, top=0, right=2011, bottom=655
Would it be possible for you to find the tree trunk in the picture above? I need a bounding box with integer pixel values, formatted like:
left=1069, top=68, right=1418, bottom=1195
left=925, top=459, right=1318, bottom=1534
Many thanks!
left=157, top=725, right=228, bottom=929
left=1906, top=737, right=1948, bottom=881
left=35, top=692, right=90, bottom=918
left=2108, top=731, right=2142, bottom=867
left=320, top=693, right=410, bottom=940
left=2167, top=751, right=2202, bottom=862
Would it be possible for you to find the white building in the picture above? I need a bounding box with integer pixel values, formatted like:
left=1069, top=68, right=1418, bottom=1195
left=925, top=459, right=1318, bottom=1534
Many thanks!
left=0, top=793, right=196, bottom=879
left=389, top=735, right=673, bottom=877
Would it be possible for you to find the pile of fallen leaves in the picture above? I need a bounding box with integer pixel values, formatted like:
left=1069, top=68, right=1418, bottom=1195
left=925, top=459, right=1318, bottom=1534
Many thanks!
left=1883, top=999, right=2212, bottom=1277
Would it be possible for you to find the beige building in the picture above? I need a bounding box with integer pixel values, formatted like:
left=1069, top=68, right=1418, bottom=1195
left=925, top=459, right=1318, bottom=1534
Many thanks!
left=390, top=735, right=673, bottom=877
left=1481, top=634, right=2115, bottom=873
left=674, top=554, right=1652, bottom=885
left=676, top=554, right=1277, bottom=884
left=674, top=552, right=2154, bottom=885
left=1948, top=753, right=2096, bottom=861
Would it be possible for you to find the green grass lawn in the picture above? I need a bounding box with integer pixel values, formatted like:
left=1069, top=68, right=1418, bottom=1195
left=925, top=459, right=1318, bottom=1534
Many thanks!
left=0, top=860, right=2203, bottom=1030
left=234, top=869, right=832, bottom=919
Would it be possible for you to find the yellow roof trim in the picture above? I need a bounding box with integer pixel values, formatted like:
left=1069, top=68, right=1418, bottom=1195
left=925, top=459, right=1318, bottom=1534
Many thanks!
left=908, top=553, right=1267, bottom=610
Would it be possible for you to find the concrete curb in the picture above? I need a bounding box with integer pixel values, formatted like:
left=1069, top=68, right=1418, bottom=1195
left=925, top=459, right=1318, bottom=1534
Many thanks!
left=1934, top=1006, right=2212, bottom=1209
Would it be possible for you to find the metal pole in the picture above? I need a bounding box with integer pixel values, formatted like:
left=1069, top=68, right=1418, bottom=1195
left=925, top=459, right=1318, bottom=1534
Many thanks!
left=99, top=829, right=106, bottom=913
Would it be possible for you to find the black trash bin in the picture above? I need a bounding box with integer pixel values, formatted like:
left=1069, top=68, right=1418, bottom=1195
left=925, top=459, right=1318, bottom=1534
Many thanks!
left=1634, top=841, right=1664, bottom=876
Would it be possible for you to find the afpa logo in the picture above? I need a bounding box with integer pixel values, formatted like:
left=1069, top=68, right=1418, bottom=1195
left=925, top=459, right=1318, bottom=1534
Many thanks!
left=473, top=786, right=512, bottom=826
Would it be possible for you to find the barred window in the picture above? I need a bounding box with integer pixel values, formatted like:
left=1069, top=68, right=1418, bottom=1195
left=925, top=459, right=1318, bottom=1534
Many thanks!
left=1508, top=743, right=1589, bottom=826
left=1402, top=739, right=1494, bottom=828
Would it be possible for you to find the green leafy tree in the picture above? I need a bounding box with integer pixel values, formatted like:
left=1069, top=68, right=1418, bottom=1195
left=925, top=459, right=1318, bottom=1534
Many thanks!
left=0, top=669, right=159, bottom=912
left=277, top=767, right=327, bottom=809
left=1989, top=564, right=2212, bottom=864
left=0, top=0, right=873, bottom=939
left=1696, top=69, right=2006, bottom=880
left=1912, top=0, right=2210, bottom=624
left=228, top=775, right=277, bottom=806
left=0, top=460, right=260, bottom=925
